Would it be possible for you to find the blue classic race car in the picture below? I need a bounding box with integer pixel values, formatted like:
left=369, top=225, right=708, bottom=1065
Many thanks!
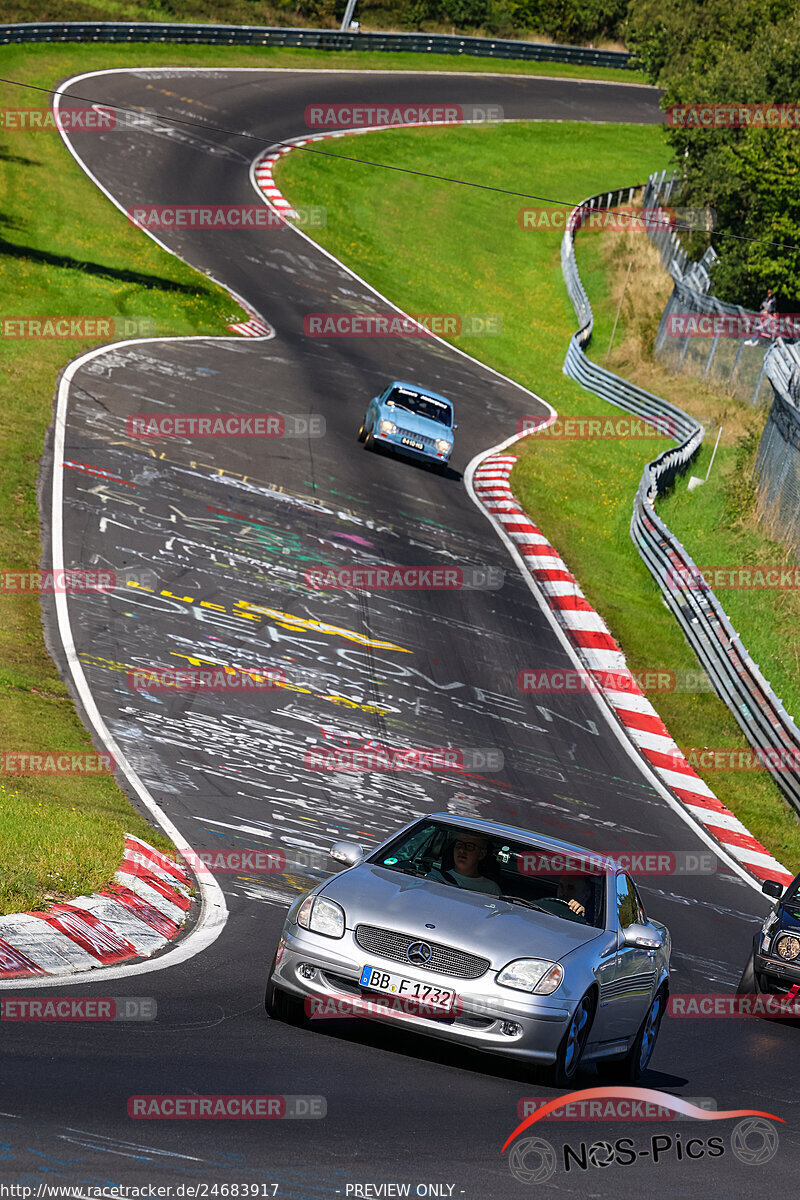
left=358, top=381, right=456, bottom=474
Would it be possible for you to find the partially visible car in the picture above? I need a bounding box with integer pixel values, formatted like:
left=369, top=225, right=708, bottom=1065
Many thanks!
left=264, top=813, right=670, bottom=1085
left=737, top=871, right=800, bottom=998
left=358, top=381, right=455, bottom=473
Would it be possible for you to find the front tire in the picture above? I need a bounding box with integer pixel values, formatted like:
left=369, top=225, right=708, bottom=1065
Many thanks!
left=550, top=991, right=595, bottom=1088
left=357, top=422, right=367, bottom=443
left=597, top=987, right=666, bottom=1083
left=736, top=949, right=762, bottom=996
left=264, top=952, right=306, bottom=1026
left=364, top=428, right=375, bottom=451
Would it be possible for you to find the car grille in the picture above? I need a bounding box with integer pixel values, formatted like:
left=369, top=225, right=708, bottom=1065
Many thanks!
left=397, top=428, right=437, bottom=449
left=355, top=924, right=490, bottom=979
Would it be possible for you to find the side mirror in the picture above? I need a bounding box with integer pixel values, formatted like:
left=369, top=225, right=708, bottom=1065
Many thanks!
left=762, top=880, right=784, bottom=899
left=330, top=841, right=364, bottom=867
left=622, top=923, right=662, bottom=950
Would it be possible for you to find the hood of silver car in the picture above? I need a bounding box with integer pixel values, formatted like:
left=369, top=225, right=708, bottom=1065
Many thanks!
left=320, top=865, right=604, bottom=969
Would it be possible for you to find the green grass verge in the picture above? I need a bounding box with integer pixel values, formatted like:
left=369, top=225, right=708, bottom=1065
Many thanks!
left=276, top=119, right=800, bottom=870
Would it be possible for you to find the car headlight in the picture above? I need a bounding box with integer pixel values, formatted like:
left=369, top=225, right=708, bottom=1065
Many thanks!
left=496, top=959, right=564, bottom=995
left=296, top=896, right=345, bottom=939
left=435, top=439, right=453, bottom=454
left=379, top=419, right=397, bottom=434
left=775, top=933, right=800, bottom=961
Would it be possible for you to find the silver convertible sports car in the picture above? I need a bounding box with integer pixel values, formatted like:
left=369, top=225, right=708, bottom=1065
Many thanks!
left=265, top=814, right=671, bottom=1085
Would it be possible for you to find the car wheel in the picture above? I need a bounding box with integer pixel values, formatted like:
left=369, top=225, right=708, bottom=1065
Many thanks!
left=550, top=991, right=595, bottom=1088
left=264, top=953, right=306, bottom=1026
left=735, top=949, right=763, bottom=996
left=357, top=422, right=367, bottom=443
left=597, top=986, right=666, bottom=1083
left=364, top=428, right=375, bottom=451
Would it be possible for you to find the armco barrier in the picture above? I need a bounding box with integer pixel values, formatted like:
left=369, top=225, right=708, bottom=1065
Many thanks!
left=0, top=21, right=633, bottom=69
left=561, top=187, right=800, bottom=817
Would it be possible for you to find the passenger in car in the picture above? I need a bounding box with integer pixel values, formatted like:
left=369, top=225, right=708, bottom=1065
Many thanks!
left=427, top=833, right=502, bottom=896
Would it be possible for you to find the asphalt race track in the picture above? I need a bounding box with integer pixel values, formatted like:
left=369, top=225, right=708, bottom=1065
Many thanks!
left=2, top=68, right=796, bottom=1196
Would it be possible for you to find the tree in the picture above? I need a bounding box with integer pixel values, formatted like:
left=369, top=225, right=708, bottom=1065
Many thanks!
left=625, top=0, right=800, bottom=305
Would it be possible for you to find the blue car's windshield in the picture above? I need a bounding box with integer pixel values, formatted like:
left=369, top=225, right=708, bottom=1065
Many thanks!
left=386, top=388, right=453, bottom=426
left=370, top=820, right=606, bottom=928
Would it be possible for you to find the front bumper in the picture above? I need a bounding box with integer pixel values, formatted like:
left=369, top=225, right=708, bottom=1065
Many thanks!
left=375, top=429, right=451, bottom=465
left=270, top=926, right=574, bottom=1064
left=754, top=943, right=800, bottom=989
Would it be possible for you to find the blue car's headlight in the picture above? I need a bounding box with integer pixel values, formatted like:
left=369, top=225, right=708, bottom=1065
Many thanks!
left=497, top=959, right=564, bottom=995
left=379, top=419, right=397, bottom=434
left=296, top=896, right=345, bottom=939
left=435, top=439, right=453, bottom=454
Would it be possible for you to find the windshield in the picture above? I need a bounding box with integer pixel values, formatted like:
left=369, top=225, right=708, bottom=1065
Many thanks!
left=782, top=876, right=800, bottom=911
left=386, top=388, right=453, bottom=426
left=370, top=820, right=607, bottom=929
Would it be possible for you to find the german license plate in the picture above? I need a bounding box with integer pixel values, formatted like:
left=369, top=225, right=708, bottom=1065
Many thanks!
left=401, top=437, right=424, bottom=450
left=359, top=965, right=456, bottom=1012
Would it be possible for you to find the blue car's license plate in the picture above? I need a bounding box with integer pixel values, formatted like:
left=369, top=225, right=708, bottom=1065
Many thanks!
left=401, top=437, right=424, bottom=450
left=359, top=965, right=456, bottom=1011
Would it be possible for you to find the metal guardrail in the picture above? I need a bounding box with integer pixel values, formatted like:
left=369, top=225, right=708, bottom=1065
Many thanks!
left=561, top=184, right=800, bottom=817
left=0, top=21, right=633, bottom=68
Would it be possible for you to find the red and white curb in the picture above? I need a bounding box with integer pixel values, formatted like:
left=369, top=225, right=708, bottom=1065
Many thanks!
left=472, top=453, right=793, bottom=887
left=0, top=835, right=194, bottom=979
left=229, top=316, right=272, bottom=337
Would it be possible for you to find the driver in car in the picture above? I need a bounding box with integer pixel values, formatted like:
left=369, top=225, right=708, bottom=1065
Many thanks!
left=427, top=832, right=501, bottom=896
left=555, top=874, right=592, bottom=919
